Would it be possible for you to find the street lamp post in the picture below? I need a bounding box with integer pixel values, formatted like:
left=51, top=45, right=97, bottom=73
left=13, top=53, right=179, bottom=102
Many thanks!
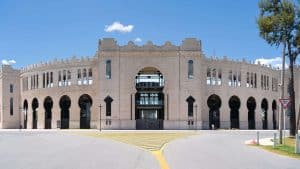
left=195, top=104, right=198, bottom=131
left=99, top=104, right=102, bottom=132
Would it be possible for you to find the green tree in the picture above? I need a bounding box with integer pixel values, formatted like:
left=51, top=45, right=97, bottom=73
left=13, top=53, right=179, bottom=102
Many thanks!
left=257, top=0, right=300, bottom=136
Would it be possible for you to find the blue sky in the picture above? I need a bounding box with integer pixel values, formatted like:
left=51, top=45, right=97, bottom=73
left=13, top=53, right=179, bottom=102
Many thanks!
left=0, top=0, right=293, bottom=68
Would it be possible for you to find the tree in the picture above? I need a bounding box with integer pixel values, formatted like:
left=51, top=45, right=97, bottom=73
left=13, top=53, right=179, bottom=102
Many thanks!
left=257, top=0, right=300, bottom=136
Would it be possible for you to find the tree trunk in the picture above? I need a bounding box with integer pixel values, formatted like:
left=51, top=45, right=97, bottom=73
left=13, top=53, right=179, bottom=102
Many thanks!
left=288, top=42, right=296, bottom=136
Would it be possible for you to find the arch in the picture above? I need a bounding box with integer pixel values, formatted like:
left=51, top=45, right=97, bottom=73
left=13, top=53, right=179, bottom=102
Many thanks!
left=272, top=100, right=277, bottom=129
left=135, top=67, right=164, bottom=130
left=31, top=98, right=39, bottom=129
left=78, top=94, right=93, bottom=129
left=207, top=94, right=221, bottom=129
left=44, top=96, right=53, bottom=129
left=229, top=95, right=240, bottom=129
left=261, top=98, right=268, bottom=129
left=23, top=100, right=28, bottom=129
left=59, top=95, right=71, bottom=129
left=247, top=97, right=256, bottom=129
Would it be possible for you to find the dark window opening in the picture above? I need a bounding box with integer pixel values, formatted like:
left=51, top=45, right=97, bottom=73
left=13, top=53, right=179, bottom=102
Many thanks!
left=104, top=96, right=113, bottom=116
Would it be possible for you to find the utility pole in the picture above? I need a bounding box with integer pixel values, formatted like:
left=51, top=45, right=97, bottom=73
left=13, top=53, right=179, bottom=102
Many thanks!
left=279, top=42, right=286, bottom=144
left=195, top=104, right=198, bottom=131
left=99, top=104, right=102, bottom=132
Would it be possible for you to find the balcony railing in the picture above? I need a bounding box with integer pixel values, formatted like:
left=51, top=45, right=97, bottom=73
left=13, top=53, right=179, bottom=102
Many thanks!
left=136, top=100, right=164, bottom=106
left=136, top=82, right=164, bottom=89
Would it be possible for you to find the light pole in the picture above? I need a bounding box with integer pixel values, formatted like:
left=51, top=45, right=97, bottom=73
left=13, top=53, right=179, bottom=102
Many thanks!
left=99, top=104, right=102, bottom=132
left=279, top=42, right=286, bottom=144
left=195, top=104, right=198, bottom=131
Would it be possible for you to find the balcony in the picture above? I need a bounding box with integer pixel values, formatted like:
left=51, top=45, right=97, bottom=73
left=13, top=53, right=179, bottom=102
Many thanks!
left=135, top=82, right=164, bottom=90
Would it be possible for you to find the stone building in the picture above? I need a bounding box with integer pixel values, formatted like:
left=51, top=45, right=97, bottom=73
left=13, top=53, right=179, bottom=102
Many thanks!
left=0, top=38, right=299, bottom=130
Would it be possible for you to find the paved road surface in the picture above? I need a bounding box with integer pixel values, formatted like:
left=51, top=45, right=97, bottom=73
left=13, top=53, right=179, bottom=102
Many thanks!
left=0, top=131, right=159, bottom=169
left=0, top=130, right=299, bottom=169
left=164, top=130, right=300, bottom=169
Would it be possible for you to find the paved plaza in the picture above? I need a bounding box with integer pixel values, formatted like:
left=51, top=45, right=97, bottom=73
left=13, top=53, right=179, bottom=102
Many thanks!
left=0, top=130, right=299, bottom=169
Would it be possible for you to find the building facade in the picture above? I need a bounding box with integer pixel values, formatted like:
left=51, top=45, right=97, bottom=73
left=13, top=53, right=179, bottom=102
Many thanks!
left=0, top=38, right=299, bottom=130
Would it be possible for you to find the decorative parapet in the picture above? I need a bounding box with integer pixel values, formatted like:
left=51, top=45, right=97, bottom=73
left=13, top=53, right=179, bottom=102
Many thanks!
left=204, top=55, right=281, bottom=71
left=20, top=55, right=97, bottom=73
left=99, top=38, right=202, bottom=52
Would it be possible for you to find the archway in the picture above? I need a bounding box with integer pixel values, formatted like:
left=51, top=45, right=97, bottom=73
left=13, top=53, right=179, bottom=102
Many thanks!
left=44, top=96, right=53, bottom=129
left=23, top=100, right=28, bottom=129
left=229, top=96, right=240, bottom=129
left=261, top=98, right=268, bottom=129
left=135, top=67, right=164, bottom=130
left=32, top=98, right=39, bottom=129
left=59, top=95, right=71, bottom=129
left=247, top=97, right=256, bottom=129
left=79, top=94, right=93, bottom=129
left=272, top=100, right=277, bottom=129
left=207, top=94, right=221, bottom=129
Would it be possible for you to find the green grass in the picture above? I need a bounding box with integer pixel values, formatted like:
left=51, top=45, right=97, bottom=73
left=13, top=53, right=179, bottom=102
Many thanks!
left=258, top=137, right=300, bottom=159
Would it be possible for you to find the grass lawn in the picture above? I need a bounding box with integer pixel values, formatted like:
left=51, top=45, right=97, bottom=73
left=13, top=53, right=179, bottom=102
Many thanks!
left=259, top=137, right=300, bottom=159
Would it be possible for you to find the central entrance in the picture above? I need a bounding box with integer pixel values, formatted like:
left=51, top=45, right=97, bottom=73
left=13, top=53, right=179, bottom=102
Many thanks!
left=135, top=67, right=164, bottom=130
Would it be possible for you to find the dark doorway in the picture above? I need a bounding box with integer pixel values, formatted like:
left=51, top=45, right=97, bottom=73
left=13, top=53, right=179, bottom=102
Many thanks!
left=135, top=67, right=164, bottom=130
left=207, top=94, right=221, bottom=129
left=59, top=95, right=71, bottom=129
left=44, top=96, right=53, bottom=129
left=272, top=100, right=277, bottom=129
left=23, top=100, right=28, bottom=129
left=79, top=94, right=93, bottom=129
left=247, top=97, right=256, bottom=129
left=261, top=98, right=268, bottom=129
left=32, top=98, right=39, bottom=129
left=229, top=96, right=240, bottom=129
left=186, top=96, right=195, bottom=117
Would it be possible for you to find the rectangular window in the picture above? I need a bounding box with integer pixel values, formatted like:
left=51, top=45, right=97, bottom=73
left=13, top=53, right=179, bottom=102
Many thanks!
left=106, top=60, right=111, bottom=79
left=10, top=84, right=13, bottom=93
left=10, top=98, right=13, bottom=116
left=188, top=60, right=194, bottom=79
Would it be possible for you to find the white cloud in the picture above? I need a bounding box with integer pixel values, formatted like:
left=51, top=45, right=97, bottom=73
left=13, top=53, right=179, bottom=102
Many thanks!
left=1, top=59, right=16, bottom=65
left=104, top=22, right=134, bottom=33
left=134, top=37, right=142, bottom=42
left=254, top=57, right=288, bottom=69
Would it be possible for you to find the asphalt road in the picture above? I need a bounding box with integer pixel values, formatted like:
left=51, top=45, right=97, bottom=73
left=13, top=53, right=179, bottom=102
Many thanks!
left=164, top=130, right=300, bottom=169
left=0, top=130, right=299, bottom=169
left=0, top=131, right=159, bottom=169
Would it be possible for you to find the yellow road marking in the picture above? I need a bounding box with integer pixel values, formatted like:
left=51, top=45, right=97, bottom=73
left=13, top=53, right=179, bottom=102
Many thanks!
left=73, top=131, right=196, bottom=169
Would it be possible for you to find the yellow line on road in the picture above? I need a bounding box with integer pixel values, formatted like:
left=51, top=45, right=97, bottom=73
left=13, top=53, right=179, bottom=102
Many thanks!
left=73, top=131, right=196, bottom=169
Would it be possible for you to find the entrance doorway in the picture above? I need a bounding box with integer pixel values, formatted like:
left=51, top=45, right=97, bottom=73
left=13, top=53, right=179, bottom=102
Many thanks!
left=44, top=96, right=53, bottom=129
left=229, top=96, right=240, bottom=129
left=135, top=67, right=164, bottom=130
left=79, top=94, right=92, bottom=129
left=261, top=98, right=268, bottom=129
left=207, top=94, right=221, bottom=129
left=59, top=95, right=71, bottom=129
left=32, top=98, right=39, bottom=129
left=247, top=97, right=256, bottom=129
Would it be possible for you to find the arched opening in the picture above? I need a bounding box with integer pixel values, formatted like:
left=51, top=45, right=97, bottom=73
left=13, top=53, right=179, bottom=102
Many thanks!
left=32, top=98, right=39, bottom=129
left=261, top=98, right=268, bottom=129
left=229, top=96, right=240, bottom=129
left=44, top=96, right=53, bottom=129
left=79, top=94, right=93, bottom=129
left=135, top=67, right=164, bottom=130
left=59, top=95, right=71, bottom=129
left=247, top=97, right=256, bottom=129
left=207, top=94, right=221, bottom=129
left=23, top=100, right=28, bottom=129
left=272, top=100, right=277, bottom=129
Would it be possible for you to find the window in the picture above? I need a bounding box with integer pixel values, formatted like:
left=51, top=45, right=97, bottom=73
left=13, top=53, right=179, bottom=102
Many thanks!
left=104, top=96, right=113, bottom=116
left=106, top=60, right=111, bottom=79
left=186, top=96, right=195, bottom=117
left=10, top=84, right=13, bottom=93
left=10, top=98, right=13, bottom=116
left=188, top=60, right=194, bottom=79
